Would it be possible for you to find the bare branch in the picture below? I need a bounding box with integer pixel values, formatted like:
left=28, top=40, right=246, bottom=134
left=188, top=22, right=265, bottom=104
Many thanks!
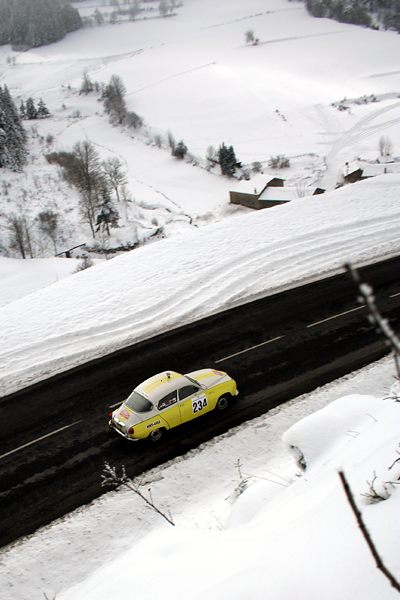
left=344, top=262, right=400, bottom=378
left=361, top=471, right=390, bottom=503
left=339, top=471, right=400, bottom=593
left=102, top=462, right=174, bottom=526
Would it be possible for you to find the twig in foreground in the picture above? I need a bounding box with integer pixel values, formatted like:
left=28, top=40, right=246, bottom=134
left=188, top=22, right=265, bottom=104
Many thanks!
left=339, top=470, right=400, bottom=593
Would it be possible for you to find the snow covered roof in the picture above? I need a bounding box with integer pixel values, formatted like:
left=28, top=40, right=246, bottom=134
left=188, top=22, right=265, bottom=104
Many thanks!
left=377, top=155, right=395, bottom=163
left=343, top=160, right=400, bottom=178
left=230, top=174, right=284, bottom=195
left=258, top=186, right=298, bottom=202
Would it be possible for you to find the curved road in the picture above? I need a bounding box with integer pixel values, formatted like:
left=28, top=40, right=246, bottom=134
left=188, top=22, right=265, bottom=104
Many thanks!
left=0, top=256, right=399, bottom=548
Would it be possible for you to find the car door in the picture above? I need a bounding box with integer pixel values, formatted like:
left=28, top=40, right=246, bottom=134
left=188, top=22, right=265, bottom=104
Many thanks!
left=178, top=384, right=211, bottom=423
left=156, top=390, right=181, bottom=429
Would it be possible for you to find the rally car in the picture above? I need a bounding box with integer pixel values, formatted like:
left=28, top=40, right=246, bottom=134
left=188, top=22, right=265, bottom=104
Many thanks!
left=109, top=369, right=238, bottom=442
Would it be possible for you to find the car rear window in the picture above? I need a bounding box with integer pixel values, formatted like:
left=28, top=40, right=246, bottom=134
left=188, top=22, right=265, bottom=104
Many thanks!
left=125, top=391, right=153, bottom=413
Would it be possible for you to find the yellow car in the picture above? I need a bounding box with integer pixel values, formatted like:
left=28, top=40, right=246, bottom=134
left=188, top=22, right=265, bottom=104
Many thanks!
left=109, top=369, right=238, bottom=442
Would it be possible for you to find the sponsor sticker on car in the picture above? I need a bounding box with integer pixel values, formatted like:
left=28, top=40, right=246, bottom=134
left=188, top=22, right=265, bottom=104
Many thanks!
left=146, top=419, right=162, bottom=429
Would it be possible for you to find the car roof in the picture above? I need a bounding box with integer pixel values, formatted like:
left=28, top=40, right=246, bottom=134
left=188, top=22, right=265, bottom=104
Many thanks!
left=134, top=371, right=193, bottom=403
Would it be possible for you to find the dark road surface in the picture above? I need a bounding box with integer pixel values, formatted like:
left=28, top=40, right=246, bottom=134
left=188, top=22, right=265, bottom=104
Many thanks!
left=0, top=256, right=399, bottom=548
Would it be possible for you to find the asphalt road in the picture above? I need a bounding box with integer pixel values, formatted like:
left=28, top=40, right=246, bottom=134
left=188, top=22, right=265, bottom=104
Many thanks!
left=0, top=256, right=399, bottom=548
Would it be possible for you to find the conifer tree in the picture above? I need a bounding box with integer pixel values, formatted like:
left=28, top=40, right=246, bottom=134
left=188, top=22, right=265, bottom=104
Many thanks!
left=218, top=142, right=237, bottom=177
left=95, top=190, right=120, bottom=236
left=0, top=84, right=27, bottom=171
left=19, top=100, right=26, bottom=119
left=25, top=97, right=38, bottom=119
left=37, top=98, right=50, bottom=118
left=0, top=0, right=82, bottom=49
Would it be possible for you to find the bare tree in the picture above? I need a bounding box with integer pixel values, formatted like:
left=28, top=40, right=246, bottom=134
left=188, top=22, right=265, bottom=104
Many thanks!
left=245, top=29, right=255, bottom=43
left=71, top=141, right=108, bottom=237
left=23, top=216, right=34, bottom=258
left=120, top=184, right=132, bottom=221
left=378, top=135, right=393, bottom=157
left=102, top=156, right=128, bottom=202
left=102, top=462, right=175, bottom=525
left=159, top=0, right=169, bottom=17
left=129, top=0, right=141, bottom=20
left=8, top=213, right=27, bottom=258
left=167, top=130, right=176, bottom=154
left=245, top=29, right=259, bottom=45
left=37, top=210, right=59, bottom=254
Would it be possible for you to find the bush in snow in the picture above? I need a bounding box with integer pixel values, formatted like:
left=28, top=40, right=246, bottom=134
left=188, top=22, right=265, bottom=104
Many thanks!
left=269, top=155, right=290, bottom=169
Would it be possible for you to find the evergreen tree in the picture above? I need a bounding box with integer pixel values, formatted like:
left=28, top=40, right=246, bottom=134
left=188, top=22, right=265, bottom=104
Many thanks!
left=37, top=98, right=50, bottom=118
left=218, top=142, right=237, bottom=177
left=25, top=97, right=38, bottom=119
left=0, top=0, right=82, bottom=49
left=0, top=84, right=27, bottom=171
left=19, top=99, right=26, bottom=119
left=102, top=74, right=127, bottom=124
left=94, top=8, right=104, bottom=26
left=172, top=140, right=188, bottom=159
left=95, top=189, right=120, bottom=236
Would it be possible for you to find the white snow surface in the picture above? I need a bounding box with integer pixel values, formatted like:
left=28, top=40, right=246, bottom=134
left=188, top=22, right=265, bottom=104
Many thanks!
left=1, top=173, right=400, bottom=396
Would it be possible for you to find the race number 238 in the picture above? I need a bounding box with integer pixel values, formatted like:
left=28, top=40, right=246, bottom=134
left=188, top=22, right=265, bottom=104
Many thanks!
left=192, top=394, right=208, bottom=414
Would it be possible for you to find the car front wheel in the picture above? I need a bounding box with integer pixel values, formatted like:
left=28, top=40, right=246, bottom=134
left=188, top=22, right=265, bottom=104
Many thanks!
left=216, top=394, right=230, bottom=411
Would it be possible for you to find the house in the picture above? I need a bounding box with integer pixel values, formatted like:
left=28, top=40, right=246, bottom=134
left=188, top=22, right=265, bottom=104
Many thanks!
left=230, top=175, right=324, bottom=210
left=229, top=176, right=285, bottom=210
left=343, top=159, right=400, bottom=184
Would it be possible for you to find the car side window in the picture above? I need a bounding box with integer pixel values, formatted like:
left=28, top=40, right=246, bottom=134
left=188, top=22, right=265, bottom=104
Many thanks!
left=158, top=391, right=178, bottom=411
left=178, top=385, right=199, bottom=401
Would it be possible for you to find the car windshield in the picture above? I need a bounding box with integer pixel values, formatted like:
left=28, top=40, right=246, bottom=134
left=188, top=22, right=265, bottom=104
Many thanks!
left=125, top=391, right=153, bottom=413
left=185, top=375, right=201, bottom=387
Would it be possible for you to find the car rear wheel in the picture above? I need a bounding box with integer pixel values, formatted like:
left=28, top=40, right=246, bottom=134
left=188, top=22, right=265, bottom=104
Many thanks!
left=149, top=428, right=164, bottom=442
left=216, top=394, right=230, bottom=411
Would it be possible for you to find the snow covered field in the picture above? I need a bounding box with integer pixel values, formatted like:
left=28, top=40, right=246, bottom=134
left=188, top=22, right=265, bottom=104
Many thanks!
left=1, top=0, right=400, bottom=262
left=0, top=1, right=400, bottom=598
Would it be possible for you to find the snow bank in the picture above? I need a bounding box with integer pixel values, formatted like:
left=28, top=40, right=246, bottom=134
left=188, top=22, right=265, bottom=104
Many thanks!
left=1, top=174, right=399, bottom=396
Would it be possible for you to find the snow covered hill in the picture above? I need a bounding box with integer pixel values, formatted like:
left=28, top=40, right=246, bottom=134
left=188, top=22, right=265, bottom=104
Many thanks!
left=1, top=0, right=399, bottom=262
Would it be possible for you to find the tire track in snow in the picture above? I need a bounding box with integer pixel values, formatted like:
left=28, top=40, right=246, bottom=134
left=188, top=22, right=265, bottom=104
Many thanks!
left=319, top=101, right=400, bottom=190
left=1, top=210, right=399, bottom=371
left=127, top=62, right=216, bottom=96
